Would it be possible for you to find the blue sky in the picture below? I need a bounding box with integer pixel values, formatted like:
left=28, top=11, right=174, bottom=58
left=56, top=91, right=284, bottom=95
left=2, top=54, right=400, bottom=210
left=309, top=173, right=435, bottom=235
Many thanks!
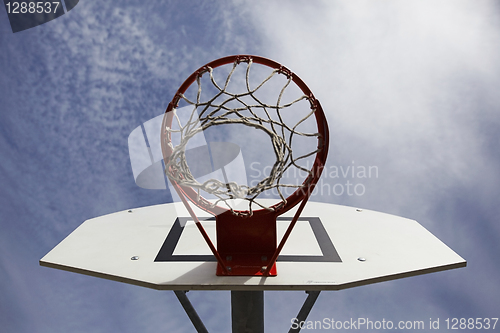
left=1, top=1, right=499, bottom=332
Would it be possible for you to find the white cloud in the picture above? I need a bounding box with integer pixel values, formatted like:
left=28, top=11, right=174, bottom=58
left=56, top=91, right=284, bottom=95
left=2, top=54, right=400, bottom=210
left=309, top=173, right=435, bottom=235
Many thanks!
left=236, top=0, right=500, bottom=329
left=241, top=0, right=500, bottom=210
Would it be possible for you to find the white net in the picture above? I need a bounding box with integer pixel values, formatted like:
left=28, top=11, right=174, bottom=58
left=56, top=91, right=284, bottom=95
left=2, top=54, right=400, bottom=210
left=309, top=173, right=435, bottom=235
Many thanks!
left=163, top=58, right=322, bottom=215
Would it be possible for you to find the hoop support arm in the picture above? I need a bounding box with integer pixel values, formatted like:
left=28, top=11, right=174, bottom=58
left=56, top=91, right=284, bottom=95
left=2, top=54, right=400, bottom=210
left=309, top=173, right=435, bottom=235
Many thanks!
left=263, top=187, right=313, bottom=276
left=171, top=181, right=229, bottom=275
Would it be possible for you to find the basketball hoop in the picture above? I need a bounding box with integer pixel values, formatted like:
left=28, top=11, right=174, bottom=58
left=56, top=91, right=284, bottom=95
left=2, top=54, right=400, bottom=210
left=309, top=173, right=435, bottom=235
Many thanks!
left=161, top=55, right=329, bottom=276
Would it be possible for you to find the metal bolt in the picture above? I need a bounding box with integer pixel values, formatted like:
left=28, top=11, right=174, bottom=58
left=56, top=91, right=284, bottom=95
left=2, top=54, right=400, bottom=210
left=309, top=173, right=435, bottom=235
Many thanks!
left=227, top=266, right=232, bottom=272
left=357, top=257, right=366, bottom=262
left=131, top=256, right=139, bottom=260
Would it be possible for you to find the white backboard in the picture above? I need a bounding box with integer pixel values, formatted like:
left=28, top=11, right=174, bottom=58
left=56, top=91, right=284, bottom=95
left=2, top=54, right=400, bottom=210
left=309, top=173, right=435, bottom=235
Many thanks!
left=40, top=200, right=465, bottom=291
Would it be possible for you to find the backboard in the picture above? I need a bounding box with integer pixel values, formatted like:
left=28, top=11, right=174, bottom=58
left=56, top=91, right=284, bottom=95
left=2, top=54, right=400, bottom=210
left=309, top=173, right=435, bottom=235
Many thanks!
left=40, top=199, right=466, bottom=291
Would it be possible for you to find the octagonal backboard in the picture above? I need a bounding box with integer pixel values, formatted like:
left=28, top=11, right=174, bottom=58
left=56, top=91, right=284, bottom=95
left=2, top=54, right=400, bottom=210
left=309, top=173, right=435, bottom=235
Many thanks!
left=40, top=200, right=465, bottom=291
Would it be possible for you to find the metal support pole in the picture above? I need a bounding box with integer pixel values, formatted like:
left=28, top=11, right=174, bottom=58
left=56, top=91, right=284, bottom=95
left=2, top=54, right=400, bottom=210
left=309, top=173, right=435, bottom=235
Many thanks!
left=231, top=291, right=264, bottom=333
left=173, top=290, right=209, bottom=333
left=288, top=291, right=321, bottom=333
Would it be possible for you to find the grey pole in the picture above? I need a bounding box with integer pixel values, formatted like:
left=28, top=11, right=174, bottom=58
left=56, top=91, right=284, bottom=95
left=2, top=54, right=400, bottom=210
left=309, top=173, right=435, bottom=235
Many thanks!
left=231, top=291, right=264, bottom=333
